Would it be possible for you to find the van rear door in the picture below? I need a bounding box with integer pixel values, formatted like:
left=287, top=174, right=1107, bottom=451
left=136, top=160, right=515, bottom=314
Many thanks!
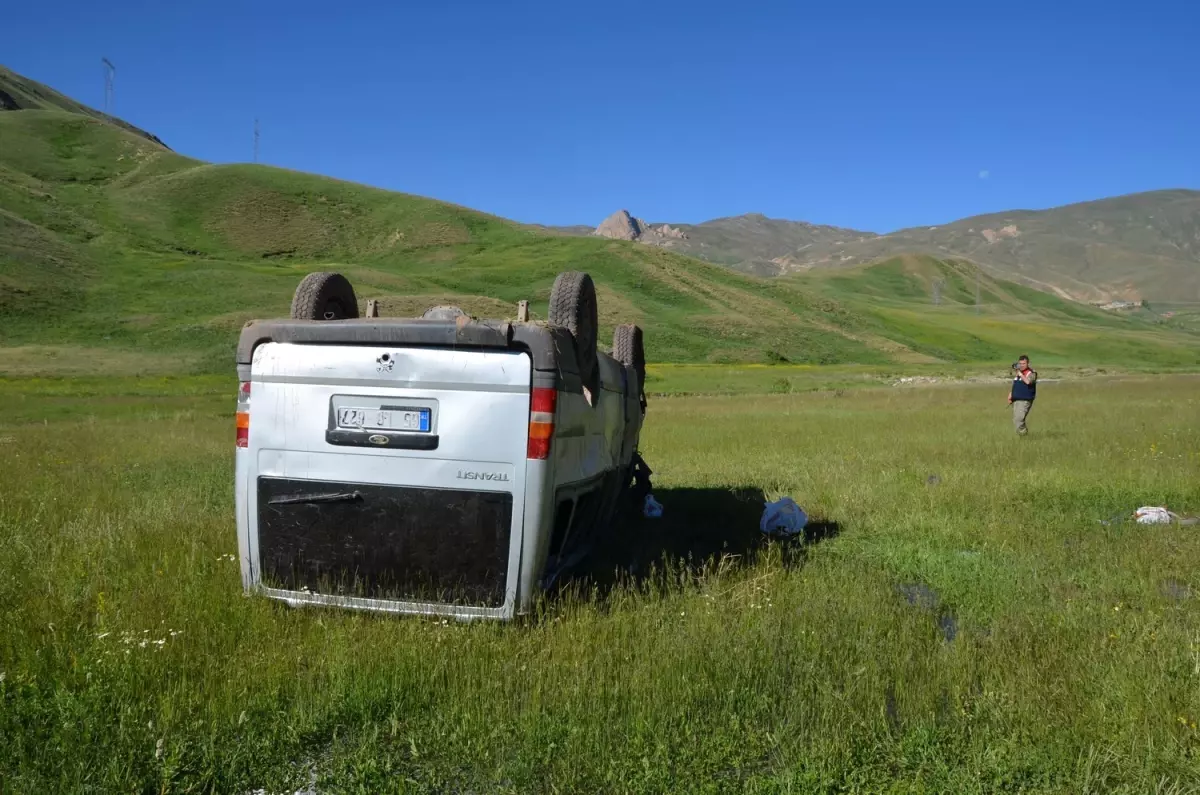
left=244, top=341, right=532, bottom=617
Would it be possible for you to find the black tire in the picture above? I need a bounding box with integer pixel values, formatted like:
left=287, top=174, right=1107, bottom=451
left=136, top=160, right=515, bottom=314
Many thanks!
left=548, top=271, right=598, bottom=383
left=613, top=323, right=646, bottom=397
left=290, top=272, right=359, bottom=320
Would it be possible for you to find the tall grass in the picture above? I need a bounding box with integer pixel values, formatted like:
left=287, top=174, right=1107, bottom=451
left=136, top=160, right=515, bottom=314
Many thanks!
left=1, top=376, right=1199, bottom=792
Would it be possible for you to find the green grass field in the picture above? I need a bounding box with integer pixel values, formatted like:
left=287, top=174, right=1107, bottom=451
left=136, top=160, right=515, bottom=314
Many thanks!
left=2, top=373, right=1198, bottom=793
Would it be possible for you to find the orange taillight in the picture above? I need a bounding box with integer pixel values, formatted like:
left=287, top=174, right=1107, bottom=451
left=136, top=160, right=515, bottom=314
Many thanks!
left=236, top=381, right=250, bottom=448
left=527, top=387, right=556, bottom=460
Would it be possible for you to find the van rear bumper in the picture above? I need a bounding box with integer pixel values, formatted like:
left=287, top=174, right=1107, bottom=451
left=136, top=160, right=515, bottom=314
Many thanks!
left=236, top=318, right=584, bottom=395
left=260, top=587, right=512, bottom=621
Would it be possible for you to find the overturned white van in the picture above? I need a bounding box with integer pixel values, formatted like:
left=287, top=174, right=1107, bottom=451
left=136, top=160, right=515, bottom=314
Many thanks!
left=234, top=271, right=648, bottom=620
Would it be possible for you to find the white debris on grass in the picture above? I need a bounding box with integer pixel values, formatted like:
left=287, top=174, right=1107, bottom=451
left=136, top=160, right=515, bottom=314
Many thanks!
left=1136, top=506, right=1175, bottom=525
left=94, top=628, right=182, bottom=654
left=247, top=768, right=320, bottom=795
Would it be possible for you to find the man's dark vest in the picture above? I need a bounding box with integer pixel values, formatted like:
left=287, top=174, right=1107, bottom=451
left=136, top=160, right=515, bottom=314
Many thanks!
left=1012, top=370, right=1036, bottom=401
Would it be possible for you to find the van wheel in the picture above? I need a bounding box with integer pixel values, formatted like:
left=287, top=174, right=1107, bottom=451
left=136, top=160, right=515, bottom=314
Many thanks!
left=549, top=271, right=598, bottom=383
left=613, top=323, right=646, bottom=397
left=290, top=272, right=359, bottom=320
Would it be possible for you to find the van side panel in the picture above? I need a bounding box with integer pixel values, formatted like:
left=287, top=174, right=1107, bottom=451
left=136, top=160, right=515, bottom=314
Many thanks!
left=551, top=354, right=629, bottom=489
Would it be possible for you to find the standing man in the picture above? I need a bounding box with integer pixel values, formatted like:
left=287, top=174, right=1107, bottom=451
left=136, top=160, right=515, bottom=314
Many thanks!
left=1008, top=355, right=1037, bottom=436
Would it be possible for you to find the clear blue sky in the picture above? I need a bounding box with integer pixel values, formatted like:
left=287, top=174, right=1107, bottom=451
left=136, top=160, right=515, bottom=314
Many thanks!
left=7, top=0, right=1198, bottom=232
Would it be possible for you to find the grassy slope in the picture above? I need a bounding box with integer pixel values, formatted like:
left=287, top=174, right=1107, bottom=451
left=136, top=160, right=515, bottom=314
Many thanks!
left=0, top=64, right=168, bottom=146
left=861, top=189, right=1200, bottom=304
left=0, top=110, right=889, bottom=371
left=798, top=255, right=1200, bottom=369
left=0, top=108, right=1197, bottom=377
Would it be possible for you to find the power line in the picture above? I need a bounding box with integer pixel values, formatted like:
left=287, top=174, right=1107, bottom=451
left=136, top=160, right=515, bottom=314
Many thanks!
left=101, top=58, right=115, bottom=115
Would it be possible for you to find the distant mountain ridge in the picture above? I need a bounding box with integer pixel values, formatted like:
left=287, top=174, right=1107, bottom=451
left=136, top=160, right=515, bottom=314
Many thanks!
left=563, top=190, right=1200, bottom=303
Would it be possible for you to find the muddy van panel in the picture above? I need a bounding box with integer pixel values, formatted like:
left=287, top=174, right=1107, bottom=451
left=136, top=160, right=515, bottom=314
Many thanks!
left=257, top=477, right=513, bottom=607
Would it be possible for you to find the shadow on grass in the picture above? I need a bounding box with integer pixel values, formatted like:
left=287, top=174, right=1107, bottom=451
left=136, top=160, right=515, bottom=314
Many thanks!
left=554, top=487, right=839, bottom=600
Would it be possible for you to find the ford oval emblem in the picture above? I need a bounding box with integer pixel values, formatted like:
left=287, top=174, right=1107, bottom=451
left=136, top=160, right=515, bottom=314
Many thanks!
left=368, top=434, right=389, bottom=446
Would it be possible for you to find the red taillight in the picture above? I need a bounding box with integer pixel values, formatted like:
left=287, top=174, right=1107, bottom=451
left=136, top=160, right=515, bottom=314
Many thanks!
left=236, top=381, right=250, bottom=448
left=531, top=387, right=556, bottom=414
left=527, top=387, right=557, bottom=460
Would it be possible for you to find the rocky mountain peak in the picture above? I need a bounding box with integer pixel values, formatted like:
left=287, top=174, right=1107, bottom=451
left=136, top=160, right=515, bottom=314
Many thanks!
left=593, top=209, right=643, bottom=241
left=593, top=210, right=688, bottom=242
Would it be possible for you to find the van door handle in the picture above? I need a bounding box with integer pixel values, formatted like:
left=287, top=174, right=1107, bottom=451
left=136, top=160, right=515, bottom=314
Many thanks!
left=268, top=491, right=363, bottom=505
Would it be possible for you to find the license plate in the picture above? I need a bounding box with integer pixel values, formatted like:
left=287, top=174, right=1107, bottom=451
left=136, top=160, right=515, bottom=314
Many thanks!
left=336, top=407, right=431, bottom=433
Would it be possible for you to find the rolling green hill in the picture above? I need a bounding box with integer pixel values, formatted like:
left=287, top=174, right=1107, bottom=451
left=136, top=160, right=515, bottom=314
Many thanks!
left=1, top=66, right=1197, bottom=377
left=0, top=64, right=169, bottom=148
